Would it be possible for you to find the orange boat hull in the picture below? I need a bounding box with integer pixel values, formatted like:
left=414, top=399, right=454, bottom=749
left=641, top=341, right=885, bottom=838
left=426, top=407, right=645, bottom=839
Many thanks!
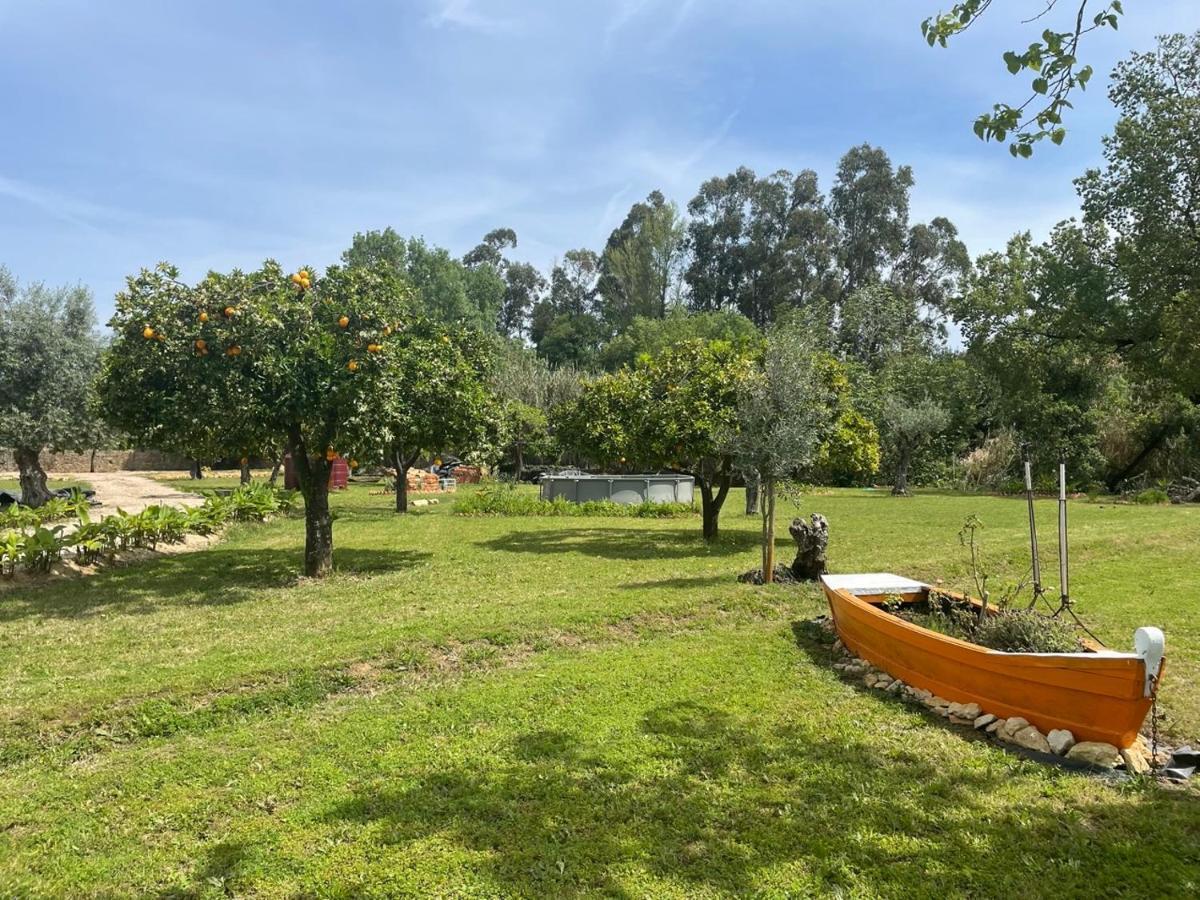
left=822, top=578, right=1160, bottom=748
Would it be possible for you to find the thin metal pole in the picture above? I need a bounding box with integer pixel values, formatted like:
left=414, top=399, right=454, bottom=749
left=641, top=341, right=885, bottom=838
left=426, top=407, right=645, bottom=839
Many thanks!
left=1025, top=459, right=1042, bottom=598
left=1058, top=460, right=1069, bottom=608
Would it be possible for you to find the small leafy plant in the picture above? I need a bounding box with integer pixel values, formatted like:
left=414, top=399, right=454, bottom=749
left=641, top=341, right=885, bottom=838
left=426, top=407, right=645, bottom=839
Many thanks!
left=0, top=531, right=25, bottom=578
left=21, top=525, right=67, bottom=574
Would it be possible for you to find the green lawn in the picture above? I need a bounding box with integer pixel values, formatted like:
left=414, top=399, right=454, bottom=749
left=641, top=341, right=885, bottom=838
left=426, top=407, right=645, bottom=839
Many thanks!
left=0, top=476, right=91, bottom=495
left=1, top=485, right=1197, bottom=896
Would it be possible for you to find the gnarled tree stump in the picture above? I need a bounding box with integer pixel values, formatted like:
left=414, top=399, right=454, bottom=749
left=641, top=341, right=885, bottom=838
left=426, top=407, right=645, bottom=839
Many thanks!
left=789, top=514, right=829, bottom=581
left=737, top=512, right=830, bottom=584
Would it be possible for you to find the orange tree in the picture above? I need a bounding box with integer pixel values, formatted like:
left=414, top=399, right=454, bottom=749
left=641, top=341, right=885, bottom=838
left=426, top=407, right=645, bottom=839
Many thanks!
left=100, top=259, right=411, bottom=576
left=554, top=340, right=755, bottom=540
left=367, top=321, right=500, bottom=513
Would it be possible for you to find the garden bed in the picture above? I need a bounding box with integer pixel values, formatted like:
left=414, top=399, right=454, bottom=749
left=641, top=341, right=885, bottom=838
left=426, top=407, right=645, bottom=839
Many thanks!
left=879, top=590, right=1084, bottom=654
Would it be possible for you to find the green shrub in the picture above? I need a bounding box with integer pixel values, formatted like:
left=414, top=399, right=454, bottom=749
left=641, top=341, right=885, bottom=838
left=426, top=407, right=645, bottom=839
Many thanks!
left=907, top=592, right=1081, bottom=653
left=202, top=483, right=297, bottom=522
left=71, top=521, right=108, bottom=566
left=21, top=525, right=67, bottom=574
left=973, top=609, right=1081, bottom=653
left=0, top=531, right=25, bottom=578
left=455, top=483, right=694, bottom=518
left=1136, top=488, right=1170, bottom=505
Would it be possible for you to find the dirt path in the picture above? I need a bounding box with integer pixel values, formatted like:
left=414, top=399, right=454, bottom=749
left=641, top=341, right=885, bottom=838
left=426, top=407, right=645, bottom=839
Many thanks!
left=79, top=472, right=204, bottom=517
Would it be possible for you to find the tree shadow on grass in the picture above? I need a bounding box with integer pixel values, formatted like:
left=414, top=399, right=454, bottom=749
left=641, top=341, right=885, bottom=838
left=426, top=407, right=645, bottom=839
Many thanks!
left=160, top=840, right=247, bottom=899
left=322, top=699, right=1200, bottom=896
left=477, top=526, right=759, bottom=561
left=0, top=546, right=430, bottom=623
left=619, top=574, right=733, bottom=591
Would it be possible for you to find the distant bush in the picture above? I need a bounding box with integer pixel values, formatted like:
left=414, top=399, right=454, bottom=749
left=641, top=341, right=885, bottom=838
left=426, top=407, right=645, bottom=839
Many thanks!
left=201, top=482, right=298, bottom=522
left=1136, top=488, right=1170, bottom=505
left=455, top=483, right=694, bottom=518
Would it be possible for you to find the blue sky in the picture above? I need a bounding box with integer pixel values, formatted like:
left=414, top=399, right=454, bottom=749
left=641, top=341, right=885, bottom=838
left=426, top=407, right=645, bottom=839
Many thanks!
left=2, top=0, right=1198, bottom=325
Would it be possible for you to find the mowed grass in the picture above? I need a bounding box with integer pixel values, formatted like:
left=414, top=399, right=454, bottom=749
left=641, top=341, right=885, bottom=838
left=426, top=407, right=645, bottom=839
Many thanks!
left=1, top=485, right=1197, bottom=896
left=0, top=476, right=92, bottom=495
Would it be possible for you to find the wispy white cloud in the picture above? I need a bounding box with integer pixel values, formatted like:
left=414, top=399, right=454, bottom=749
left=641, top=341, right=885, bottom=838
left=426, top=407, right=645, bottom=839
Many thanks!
left=426, top=0, right=516, bottom=34
left=0, top=175, right=110, bottom=234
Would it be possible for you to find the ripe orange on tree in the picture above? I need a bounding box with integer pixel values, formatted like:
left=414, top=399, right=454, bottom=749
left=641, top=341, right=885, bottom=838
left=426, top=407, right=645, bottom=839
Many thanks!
left=347, top=359, right=359, bottom=372
left=142, top=326, right=155, bottom=339
left=338, top=315, right=350, bottom=328
left=226, top=345, right=242, bottom=357
left=223, top=306, right=236, bottom=318
left=199, top=311, right=209, bottom=323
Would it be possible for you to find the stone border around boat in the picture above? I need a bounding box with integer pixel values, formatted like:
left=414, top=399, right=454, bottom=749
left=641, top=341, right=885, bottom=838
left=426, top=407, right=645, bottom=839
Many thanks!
left=812, top=615, right=1170, bottom=777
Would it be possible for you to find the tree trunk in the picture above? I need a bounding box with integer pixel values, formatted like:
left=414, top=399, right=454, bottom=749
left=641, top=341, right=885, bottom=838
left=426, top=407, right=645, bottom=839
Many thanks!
left=697, top=466, right=732, bottom=541
left=744, top=471, right=759, bottom=515
left=514, top=442, right=525, bottom=482
left=240, top=459, right=252, bottom=485
left=190, top=459, right=204, bottom=480
left=393, top=449, right=419, bottom=513
left=89, top=448, right=97, bottom=473
left=789, top=514, right=829, bottom=581
left=1105, top=422, right=1173, bottom=492
left=761, top=475, right=776, bottom=583
left=14, top=447, right=52, bottom=508
left=268, top=453, right=284, bottom=486
left=292, top=439, right=333, bottom=578
left=892, top=447, right=912, bottom=496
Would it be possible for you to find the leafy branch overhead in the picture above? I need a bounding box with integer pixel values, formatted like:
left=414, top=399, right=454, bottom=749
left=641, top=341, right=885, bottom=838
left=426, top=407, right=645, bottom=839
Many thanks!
left=922, top=0, right=1124, bottom=156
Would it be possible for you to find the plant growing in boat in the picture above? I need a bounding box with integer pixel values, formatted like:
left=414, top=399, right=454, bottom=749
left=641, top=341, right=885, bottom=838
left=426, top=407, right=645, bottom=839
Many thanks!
left=882, top=515, right=1083, bottom=654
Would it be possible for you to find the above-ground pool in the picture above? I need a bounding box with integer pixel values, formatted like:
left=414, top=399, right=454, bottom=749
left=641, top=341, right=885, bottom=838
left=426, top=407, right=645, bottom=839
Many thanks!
left=540, top=473, right=695, bottom=505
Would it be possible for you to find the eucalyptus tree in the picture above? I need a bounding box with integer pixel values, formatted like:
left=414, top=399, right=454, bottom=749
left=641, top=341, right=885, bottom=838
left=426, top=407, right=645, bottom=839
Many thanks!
left=685, top=167, right=837, bottom=327
left=530, top=249, right=606, bottom=368
left=597, top=191, right=686, bottom=330
left=828, top=144, right=914, bottom=298
left=0, top=267, right=103, bottom=506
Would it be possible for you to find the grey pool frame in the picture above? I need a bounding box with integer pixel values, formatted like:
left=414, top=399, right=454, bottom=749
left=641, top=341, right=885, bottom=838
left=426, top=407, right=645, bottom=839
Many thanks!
left=540, top=473, right=695, bottom=505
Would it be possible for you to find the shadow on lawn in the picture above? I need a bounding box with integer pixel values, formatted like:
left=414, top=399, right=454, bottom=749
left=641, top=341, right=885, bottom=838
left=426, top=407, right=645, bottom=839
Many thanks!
left=322, top=697, right=1199, bottom=896
left=0, top=546, right=430, bottom=623
left=478, top=525, right=759, bottom=561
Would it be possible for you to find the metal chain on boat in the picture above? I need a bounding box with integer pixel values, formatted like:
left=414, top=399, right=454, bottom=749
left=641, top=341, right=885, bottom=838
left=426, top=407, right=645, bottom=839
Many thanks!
left=1149, top=671, right=1162, bottom=763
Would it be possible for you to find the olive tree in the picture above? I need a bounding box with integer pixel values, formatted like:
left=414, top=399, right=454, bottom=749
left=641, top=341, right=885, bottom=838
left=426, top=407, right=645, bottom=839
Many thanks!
left=100, top=260, right=410, bottom=577
left=725, top=325, right=834, bottom=582
left=0, top=267, right=102, bottom=506
left=882, top=396, right=951, bottom=495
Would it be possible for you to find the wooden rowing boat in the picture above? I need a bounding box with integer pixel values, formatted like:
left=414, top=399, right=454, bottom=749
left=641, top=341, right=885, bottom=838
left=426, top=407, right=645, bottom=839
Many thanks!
left=821, top=573, right=1165, bottom=748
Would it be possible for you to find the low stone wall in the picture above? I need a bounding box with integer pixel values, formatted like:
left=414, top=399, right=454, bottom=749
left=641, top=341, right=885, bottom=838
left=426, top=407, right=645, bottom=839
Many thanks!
left=0, top=448, right=190, bottom=473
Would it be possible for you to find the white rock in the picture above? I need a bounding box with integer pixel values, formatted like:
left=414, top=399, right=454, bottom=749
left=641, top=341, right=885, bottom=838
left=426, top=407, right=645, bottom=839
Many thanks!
left=986, top=718, right=1003, bottom=734
left=1065, top=741, right=1122, bottom=768
left=1047, top=729, right=1076, bottom=756
left=973, top=714, right=997, bottom=730
left=886, top=680, right=903, bottom=694
left=959, top=702, right=982, bottom=720
left=1011, top=725, right=1052, bottom=754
